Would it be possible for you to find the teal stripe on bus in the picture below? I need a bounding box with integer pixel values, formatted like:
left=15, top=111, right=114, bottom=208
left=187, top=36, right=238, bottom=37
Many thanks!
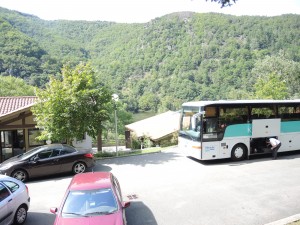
left=224, top=124, right=252, bottom=137
left=281, top=121, right=300, bottom=133
left=223, top=121, right=300, bottom=137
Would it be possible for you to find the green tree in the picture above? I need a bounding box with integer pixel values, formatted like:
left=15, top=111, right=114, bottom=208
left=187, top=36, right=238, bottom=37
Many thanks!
left=254, top=72, right=289, bottom=99
left=0, top=76, right=35, bottom=96
left=32, top=63, right=112, bottom=151
left=102, top=100, right=133, bottom=141
left=251, top=52, right=300, bottom=99
left=208, top=0, right=237, bottom=7
left=138, top=93, right=160, bottom=112
left=225, top=88, right=253, bottom=100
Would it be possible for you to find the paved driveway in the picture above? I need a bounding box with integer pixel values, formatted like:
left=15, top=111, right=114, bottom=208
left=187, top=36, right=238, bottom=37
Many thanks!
left=25, top=147, right=300, bottom=225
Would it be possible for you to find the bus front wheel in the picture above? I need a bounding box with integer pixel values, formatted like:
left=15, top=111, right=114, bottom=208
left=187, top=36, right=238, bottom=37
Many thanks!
left=231, top=144, right=247, bottom=161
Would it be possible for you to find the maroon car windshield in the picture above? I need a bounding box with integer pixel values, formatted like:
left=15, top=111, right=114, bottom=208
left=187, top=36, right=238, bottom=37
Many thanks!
left=62, top=188, right=118, bottom=217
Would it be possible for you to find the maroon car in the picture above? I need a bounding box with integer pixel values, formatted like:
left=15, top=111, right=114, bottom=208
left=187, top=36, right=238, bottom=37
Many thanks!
left=50, top=172, right=130, bottom=225
left=0, top=144, right=95, bottom=182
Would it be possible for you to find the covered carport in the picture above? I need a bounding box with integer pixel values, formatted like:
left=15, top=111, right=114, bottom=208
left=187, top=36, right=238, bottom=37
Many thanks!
left=125, top=110, right=180, bottom=148
left=0, top=96, right=39, bottom=162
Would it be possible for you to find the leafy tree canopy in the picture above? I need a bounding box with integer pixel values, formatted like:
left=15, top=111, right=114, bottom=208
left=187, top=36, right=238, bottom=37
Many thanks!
left=208, top=0, right=237, bottom=7
left=251, top=51, right=300, bottom=99
left=32, top=63, right=113, bottom=143
left=254, top=72, right=289, bottom=100
left=0, top=76, right=35, bottom=96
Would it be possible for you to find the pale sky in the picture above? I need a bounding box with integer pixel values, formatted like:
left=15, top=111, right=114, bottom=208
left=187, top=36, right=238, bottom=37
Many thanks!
left=0, top=0, right=299, bottom=23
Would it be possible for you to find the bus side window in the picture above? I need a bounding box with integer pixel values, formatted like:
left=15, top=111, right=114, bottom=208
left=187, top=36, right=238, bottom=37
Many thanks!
left=205, top=118, right=218, bottom=133
left=219, top=122, right=227, bottom=131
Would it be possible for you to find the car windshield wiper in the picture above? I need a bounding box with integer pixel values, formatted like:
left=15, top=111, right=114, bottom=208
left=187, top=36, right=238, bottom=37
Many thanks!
left=63, top=212, right=88, bottom=217
left=85, top=210, right=117, bottom=216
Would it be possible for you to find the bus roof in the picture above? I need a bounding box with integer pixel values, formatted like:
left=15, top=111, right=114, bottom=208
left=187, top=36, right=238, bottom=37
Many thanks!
left=182, top=99, right=300, bottom=107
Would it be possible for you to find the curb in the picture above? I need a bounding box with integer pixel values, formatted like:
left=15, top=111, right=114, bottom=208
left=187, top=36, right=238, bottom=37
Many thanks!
left=265, top=214, right=300, bottom=225
left=94, top=150, right=162, bottom=160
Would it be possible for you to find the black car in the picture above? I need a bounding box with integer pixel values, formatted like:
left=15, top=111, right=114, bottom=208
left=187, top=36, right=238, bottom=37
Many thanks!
left=0, top=144, right=95, bottom=182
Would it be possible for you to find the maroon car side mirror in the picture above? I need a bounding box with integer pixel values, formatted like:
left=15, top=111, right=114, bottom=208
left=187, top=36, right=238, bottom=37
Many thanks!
left=122, top=201, right=130, bottom=208
left=50, top=207, right=58, bottom=214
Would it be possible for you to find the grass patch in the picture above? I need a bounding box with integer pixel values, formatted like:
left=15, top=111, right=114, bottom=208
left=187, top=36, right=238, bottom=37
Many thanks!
left=94, top=147, right=163, bottom=159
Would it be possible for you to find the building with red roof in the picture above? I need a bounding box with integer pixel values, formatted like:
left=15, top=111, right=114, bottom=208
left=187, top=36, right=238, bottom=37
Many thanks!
left=0, top=96, right=92, bottom=162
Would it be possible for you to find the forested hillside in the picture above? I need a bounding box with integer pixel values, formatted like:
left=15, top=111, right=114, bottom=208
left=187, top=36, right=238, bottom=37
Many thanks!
left=0, top=7, right=299, bottom=113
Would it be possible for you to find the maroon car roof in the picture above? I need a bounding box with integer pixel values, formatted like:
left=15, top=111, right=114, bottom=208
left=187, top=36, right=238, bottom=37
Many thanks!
left=69, top=172, right=112, bottom=191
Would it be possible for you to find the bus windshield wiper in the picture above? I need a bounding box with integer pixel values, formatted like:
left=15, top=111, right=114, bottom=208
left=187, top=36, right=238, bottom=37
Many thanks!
left=182, top=130, right=195, bottom=141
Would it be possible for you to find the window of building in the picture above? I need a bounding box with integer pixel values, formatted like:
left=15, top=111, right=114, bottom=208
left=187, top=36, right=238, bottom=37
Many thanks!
left=28, top=129, right=45, bottom=147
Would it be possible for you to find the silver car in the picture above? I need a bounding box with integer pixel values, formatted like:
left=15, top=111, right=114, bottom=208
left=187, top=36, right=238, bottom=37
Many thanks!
left=0, top=175, right=30, bottom=225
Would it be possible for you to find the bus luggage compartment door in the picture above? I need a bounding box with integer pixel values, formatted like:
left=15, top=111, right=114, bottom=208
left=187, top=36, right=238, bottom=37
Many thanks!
left=252, top=119, right=281, bottom=138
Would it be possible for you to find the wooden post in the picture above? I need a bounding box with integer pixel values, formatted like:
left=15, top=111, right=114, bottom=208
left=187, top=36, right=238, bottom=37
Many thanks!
left=97, top=128, right=102, bottom=152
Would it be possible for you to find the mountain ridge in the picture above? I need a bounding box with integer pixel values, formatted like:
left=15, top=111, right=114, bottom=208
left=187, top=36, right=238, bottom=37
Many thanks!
left=0, top=7, right=299, bottom=112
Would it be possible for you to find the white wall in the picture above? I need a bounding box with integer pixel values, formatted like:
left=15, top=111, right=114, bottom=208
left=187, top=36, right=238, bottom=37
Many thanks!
left=72, top=133, right=93, bottom=150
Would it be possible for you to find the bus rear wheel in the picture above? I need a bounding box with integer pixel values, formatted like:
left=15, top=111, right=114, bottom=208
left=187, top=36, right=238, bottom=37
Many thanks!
left=231, top=144, right=247, bottom=161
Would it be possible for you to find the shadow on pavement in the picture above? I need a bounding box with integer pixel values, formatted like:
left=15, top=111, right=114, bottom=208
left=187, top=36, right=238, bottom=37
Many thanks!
left=24, top=212, right=55, bottom=225
left=26, top=201, right=158, bottom=225
left=126, top=201, right=158, bottom=225
left=187, top=150, right=300, bottom=166
left=26, top=172, right=74, bottom=184
left=92, top=163, right=113, bottom=172
left=95, top=150, right=181, bottom=167
left=26, top=164, right=104, bottom=183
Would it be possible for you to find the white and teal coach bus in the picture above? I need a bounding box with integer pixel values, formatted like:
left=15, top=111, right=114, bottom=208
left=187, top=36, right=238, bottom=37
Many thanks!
left=178, top=100, right=300, bottom=161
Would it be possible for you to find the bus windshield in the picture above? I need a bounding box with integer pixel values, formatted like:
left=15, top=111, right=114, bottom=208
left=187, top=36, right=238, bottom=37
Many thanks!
left=179, top=106, right=202, bottom=141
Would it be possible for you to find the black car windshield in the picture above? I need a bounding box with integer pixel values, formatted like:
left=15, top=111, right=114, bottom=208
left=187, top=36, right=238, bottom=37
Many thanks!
left=62, top=188, right=118, bottom=217
left=19, top=146, right=50, bottom=159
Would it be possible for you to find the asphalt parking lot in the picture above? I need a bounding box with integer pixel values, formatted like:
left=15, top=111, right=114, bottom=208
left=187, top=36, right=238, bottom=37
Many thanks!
left=25, top=147, right=300, bottom=225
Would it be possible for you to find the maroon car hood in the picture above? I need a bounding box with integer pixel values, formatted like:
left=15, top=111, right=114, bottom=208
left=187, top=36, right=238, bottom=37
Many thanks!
left=54, top=212, right=123, bottom=225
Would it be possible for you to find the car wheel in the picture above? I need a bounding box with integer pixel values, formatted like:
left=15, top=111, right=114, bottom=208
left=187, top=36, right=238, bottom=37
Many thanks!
left=13, top=204, right=27, bottom=225
left=231, top=144, right=247, bottom=161
left=11, top=170, right=28, bottom=182
left=73, top=162, right=86, bottom=174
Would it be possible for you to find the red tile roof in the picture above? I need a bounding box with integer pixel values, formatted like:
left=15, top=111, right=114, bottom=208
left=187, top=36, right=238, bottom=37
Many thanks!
left=0, top=96, right=37, bottom=117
